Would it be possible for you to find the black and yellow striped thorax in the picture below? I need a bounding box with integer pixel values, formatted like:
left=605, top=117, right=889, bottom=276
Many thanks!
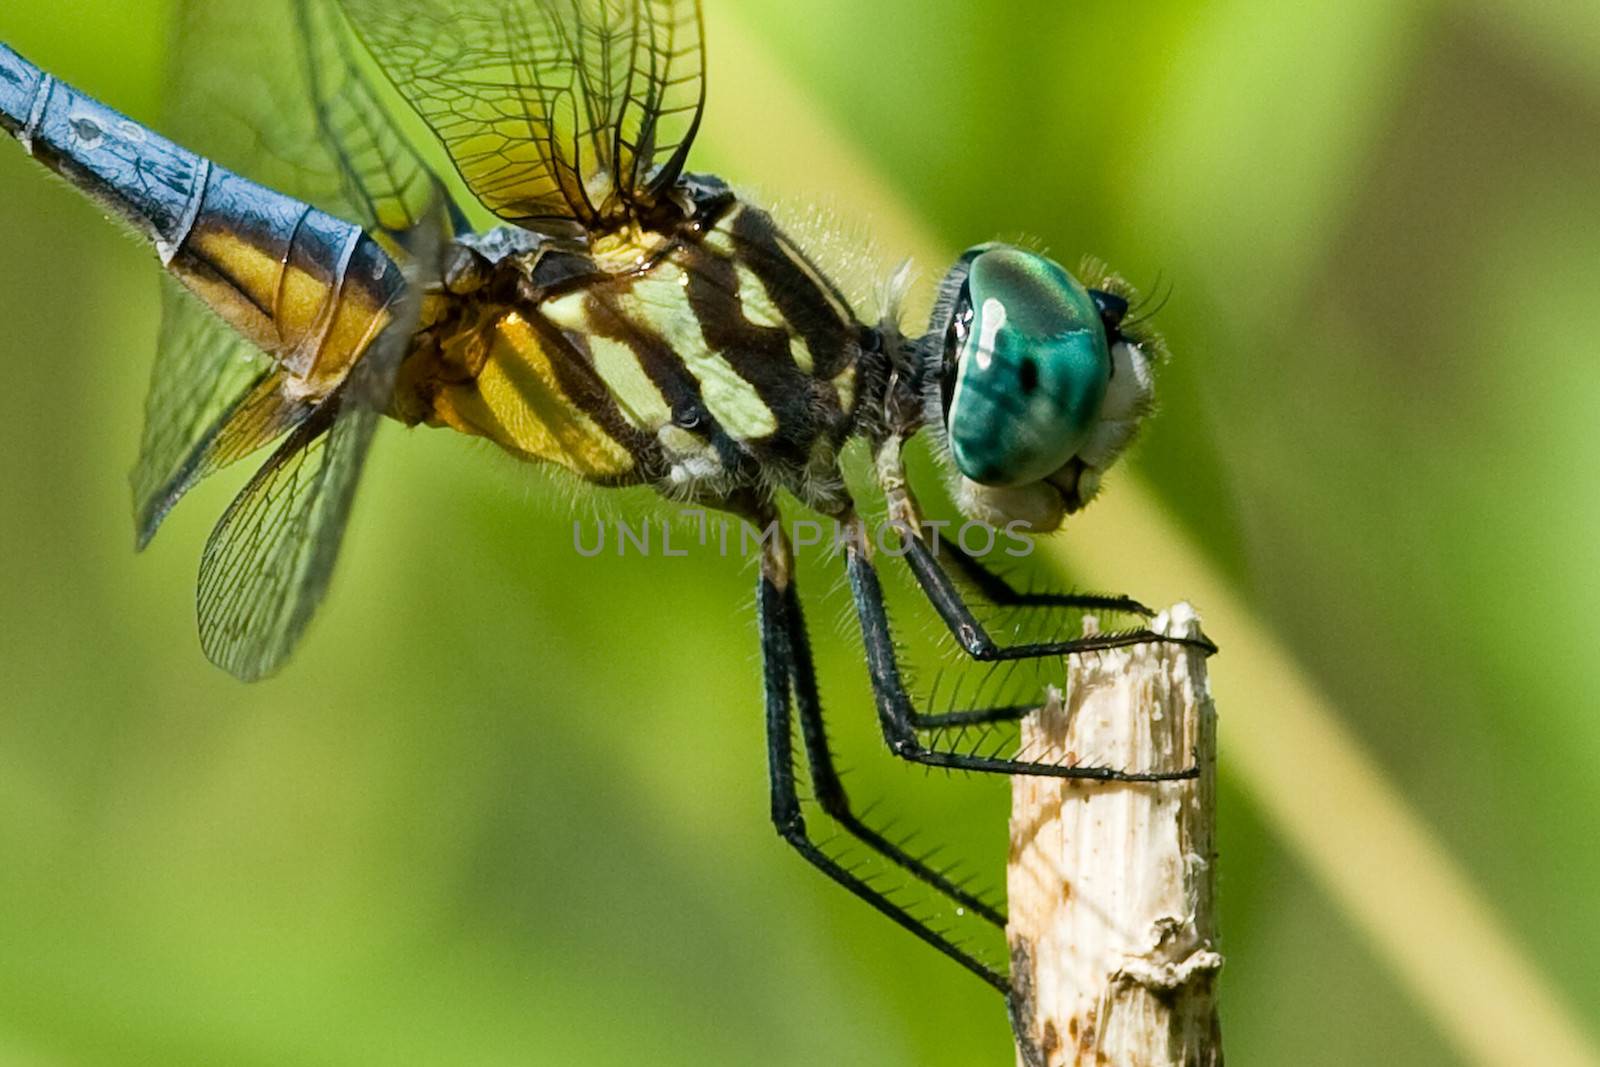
left=398, top=189, right=870, bottom=510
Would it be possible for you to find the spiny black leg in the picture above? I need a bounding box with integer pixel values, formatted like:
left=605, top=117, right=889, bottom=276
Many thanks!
left=911, top=702, right=1036, bottom=730
left=846, top=540, right=1197, bottom=783
left=783, top=581, right=1005, bottom=928
left=758, top=533, right=1008, bottom=992
left=903, top=536, right=1218, bottom=660
left=943, top=538, right=1154, bottom=617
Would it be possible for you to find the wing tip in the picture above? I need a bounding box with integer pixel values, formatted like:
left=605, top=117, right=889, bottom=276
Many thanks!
left=133, top=494, right=172, bottom=553
left=203, top=646, right=280, bottom=684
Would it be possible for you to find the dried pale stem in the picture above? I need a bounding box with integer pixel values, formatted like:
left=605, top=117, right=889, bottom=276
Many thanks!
left=1008, top=604, right=1223, bottom=1067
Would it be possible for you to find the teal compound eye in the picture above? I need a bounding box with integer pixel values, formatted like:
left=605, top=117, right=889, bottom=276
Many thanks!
left=942, top=246, right=1112, bottom=487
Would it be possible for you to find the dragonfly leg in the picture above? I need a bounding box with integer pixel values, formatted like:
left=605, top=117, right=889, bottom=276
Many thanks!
left=845, top=537, right=1198, bottom=782
left=783, top=573, right=1006, bottom=928
left=943, top=539, right=1155, bottom=618
left=909, top=702, right=1037, bottom=730
left=902, top=534, right=1217, bottom=661
left=870, top=439, right=1213, bottom=660
left=758, top=524, right=1009, bottom=994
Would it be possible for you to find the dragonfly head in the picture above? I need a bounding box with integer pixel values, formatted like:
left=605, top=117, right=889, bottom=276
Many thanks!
left=927, top=245, right=1160, bottom=532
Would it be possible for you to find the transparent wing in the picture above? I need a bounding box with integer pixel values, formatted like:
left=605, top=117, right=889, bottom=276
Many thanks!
left=292, top=0, right=446, bottom=234
left=337, top=0, right=706, bottom=233
left=194, top=207, right=441, bottom=682
left=131, top=280, right=272, bottom=547
left=196, top=395, right=369, bottom=681
left=134, top=0, right=445, bottom=544
left=166, top=0, right=440, bottom=229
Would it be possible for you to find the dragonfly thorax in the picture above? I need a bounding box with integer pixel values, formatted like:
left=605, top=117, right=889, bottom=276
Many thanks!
left=400, top=191, right=872, bottom=516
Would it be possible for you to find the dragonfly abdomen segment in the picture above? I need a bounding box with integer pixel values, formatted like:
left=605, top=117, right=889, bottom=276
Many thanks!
left=0, top=43, right=402, bottom=396
left=1, top=44, right=203, bottom=260
left=171, top=176, right=400, bottom=389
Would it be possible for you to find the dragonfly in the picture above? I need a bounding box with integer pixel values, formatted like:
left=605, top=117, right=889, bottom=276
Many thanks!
left=0, top=0, right=1212, bottom=1015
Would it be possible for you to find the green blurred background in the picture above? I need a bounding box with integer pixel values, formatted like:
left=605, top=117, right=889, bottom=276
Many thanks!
left=2, top=1, right=1598, bottom=1064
